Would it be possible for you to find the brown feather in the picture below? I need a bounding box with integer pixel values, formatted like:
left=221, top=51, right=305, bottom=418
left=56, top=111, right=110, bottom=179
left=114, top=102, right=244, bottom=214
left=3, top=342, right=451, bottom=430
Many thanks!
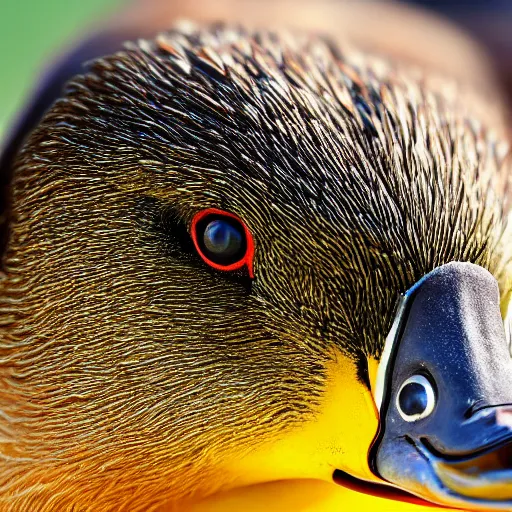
left=0, top=23, right=510, bottom=511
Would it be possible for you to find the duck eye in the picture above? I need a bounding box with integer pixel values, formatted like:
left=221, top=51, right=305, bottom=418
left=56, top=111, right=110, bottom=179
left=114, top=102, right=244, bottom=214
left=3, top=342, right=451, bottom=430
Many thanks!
left=190, top=208, right=254, bottom=277
left=396, top=375, right=436, bottom=422
left=203, top=220, right=244, bottom=263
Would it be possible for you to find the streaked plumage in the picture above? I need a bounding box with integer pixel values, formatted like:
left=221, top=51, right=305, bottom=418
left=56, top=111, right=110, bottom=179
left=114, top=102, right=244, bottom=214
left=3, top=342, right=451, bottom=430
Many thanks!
left=0, top=23, right=511, bottom=512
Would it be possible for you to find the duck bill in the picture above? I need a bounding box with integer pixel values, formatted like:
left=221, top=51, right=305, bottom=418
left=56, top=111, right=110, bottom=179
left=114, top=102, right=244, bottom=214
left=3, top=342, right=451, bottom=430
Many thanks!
left=371, top=262, right=512, bottom=510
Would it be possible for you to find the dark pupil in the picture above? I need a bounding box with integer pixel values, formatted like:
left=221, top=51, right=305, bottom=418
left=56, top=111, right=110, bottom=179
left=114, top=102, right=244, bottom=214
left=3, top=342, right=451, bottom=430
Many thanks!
left=398, top=382, right=428, bottom=416
left=202, top=219, right=244, bottom=264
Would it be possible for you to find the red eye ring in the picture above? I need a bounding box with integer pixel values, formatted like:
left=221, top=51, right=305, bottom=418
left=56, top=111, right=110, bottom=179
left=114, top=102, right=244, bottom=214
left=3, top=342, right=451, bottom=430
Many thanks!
left=190, top=208, right=255, bottom=278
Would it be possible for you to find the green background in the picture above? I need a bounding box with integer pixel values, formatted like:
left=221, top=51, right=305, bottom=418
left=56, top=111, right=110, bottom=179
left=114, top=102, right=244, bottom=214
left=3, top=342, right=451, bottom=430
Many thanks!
left=0, top=0, right=122, bottom=138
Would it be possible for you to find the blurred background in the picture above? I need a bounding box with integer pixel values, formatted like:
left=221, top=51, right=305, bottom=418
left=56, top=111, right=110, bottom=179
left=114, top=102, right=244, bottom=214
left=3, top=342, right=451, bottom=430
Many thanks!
left=0, top=0, right=122, bottom=134
left=1, top=0, right=512, bottom=139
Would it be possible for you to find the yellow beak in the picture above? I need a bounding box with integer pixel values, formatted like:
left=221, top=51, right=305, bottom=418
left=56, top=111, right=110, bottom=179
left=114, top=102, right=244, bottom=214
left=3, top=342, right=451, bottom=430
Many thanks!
left=221, top=349, right=382, bottom=487
left=181, top=479, right=441, bottom=512
left=178, top=351, right=454, bottom=511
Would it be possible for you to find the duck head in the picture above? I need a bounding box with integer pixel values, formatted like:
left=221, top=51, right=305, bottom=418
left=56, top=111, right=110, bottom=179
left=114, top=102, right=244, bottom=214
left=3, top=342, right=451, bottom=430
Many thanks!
left=1, top=24, right=512, bottom=511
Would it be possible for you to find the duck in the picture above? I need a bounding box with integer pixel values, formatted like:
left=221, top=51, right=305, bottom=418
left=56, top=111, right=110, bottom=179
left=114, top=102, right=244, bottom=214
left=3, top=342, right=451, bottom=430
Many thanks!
left=1, top=17, right=512, bottom=512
